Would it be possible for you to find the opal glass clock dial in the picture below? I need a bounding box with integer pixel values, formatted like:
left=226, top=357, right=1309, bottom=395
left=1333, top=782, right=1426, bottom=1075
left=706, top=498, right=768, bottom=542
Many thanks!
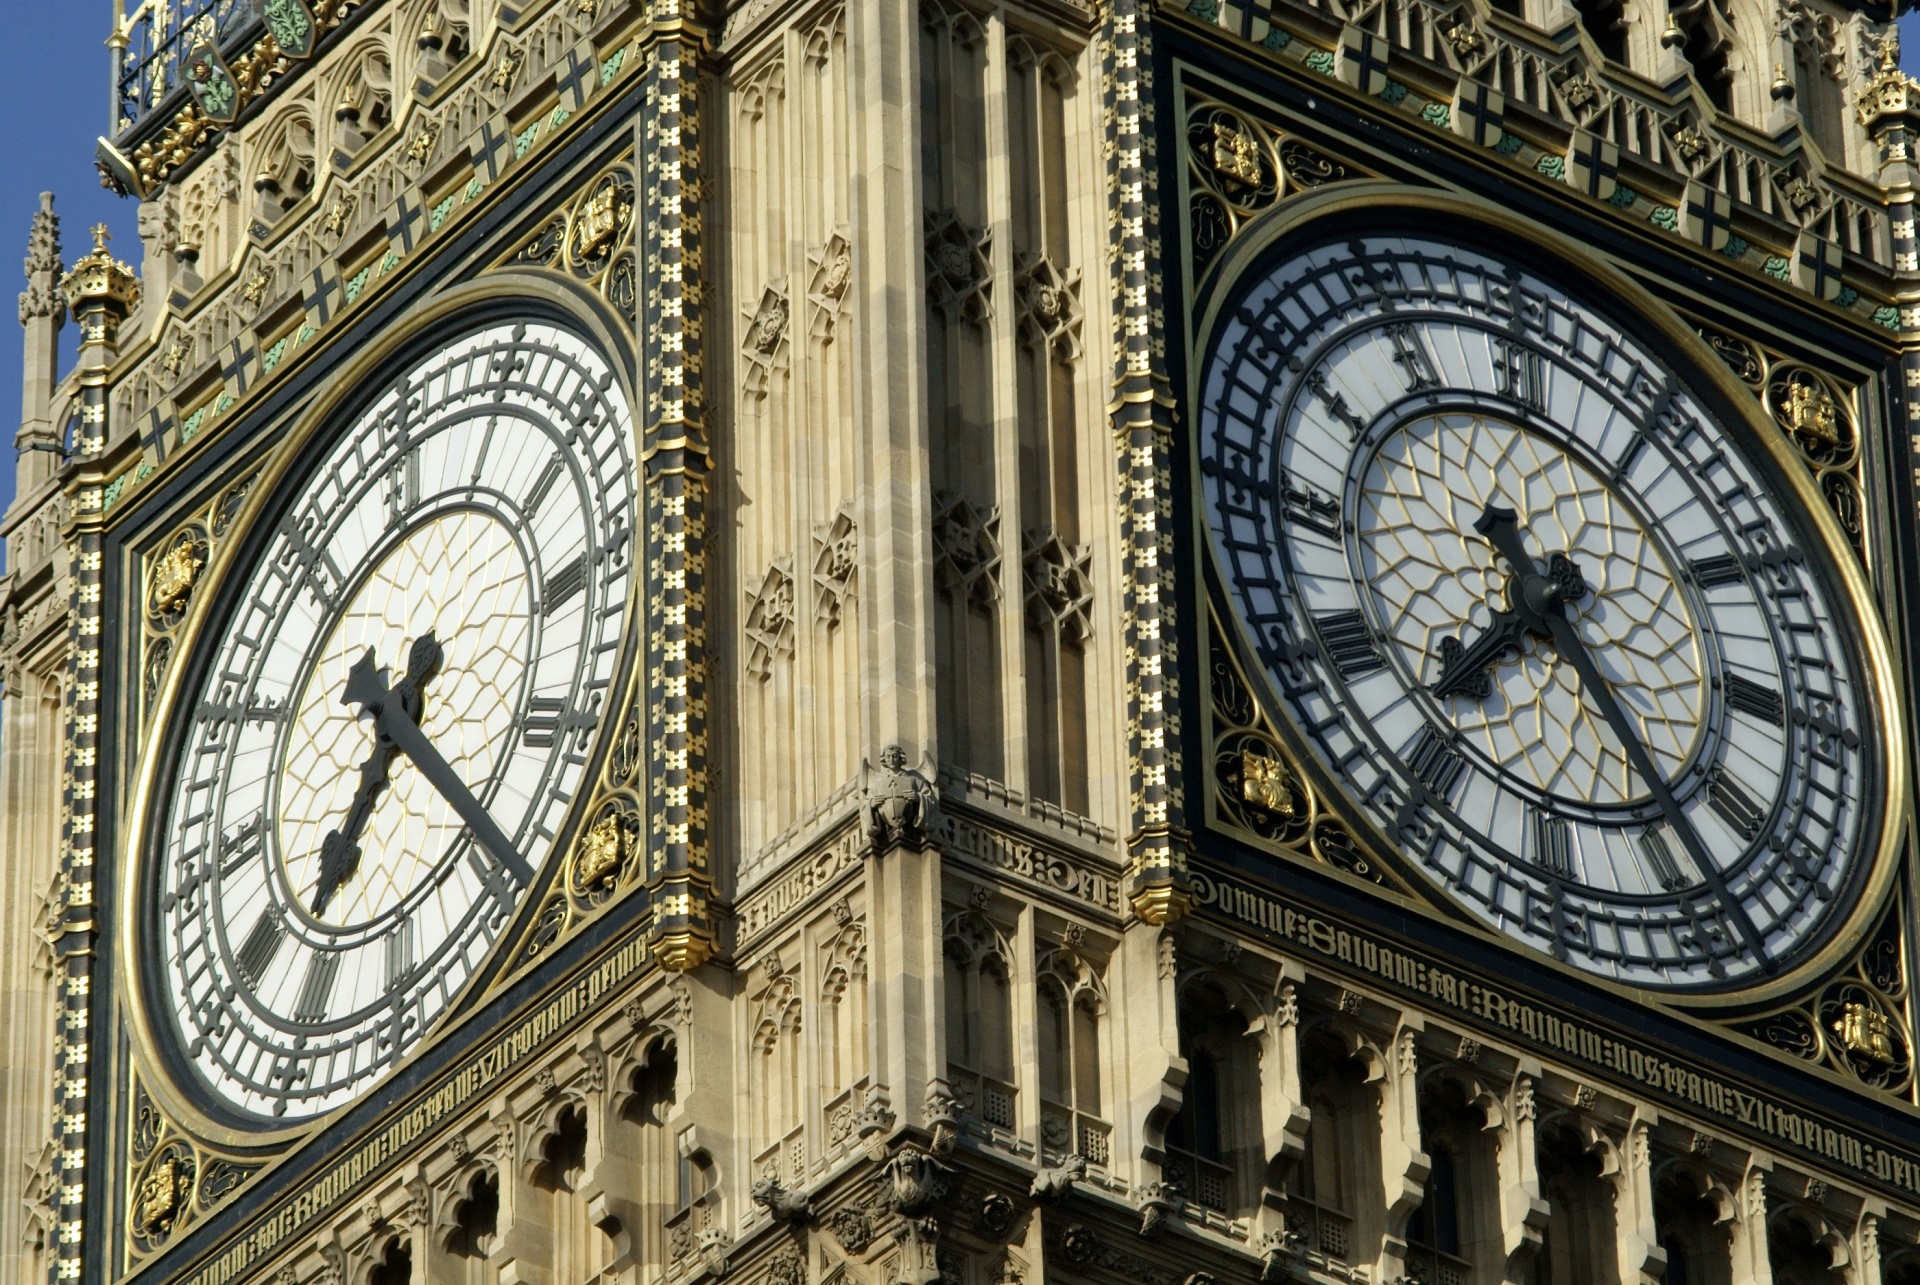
left=1199, top=231, right=1882, bottom=989
left=153, top=320, right=635, bottom=1118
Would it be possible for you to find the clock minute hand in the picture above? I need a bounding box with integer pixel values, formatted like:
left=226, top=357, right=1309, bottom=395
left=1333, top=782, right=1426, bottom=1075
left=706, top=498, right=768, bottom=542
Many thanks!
left=341, top=640, right=538, bottom=888
left=1474, top=504, right=1766, bottom=961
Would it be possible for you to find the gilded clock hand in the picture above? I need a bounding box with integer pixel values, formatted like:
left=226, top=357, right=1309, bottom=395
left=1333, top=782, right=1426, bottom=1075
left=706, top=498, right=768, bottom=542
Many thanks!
left=310, top=634, right=440, bottom=915
left=1473, top=503, right=1765, bottom=959
left=340, top=633, right=537, bottom=887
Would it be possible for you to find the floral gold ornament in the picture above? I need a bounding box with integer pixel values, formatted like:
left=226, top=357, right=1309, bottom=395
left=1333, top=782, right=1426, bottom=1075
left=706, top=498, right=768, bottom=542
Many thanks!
left=1211, top=121, right=1264, bottom=187
left=1782, top=379, right=1841, bottom=446
left=573, top=178, right=630, bottom=260
left=1240, top=750, right=1296, bottom=818
left=576, top=812, right=625, bottom=888
left=135, top=1154, right=186, bottom=1233
left=1834, top=1001, right=1897, bottom=1065
left=146, top=528, right=209, bottom=628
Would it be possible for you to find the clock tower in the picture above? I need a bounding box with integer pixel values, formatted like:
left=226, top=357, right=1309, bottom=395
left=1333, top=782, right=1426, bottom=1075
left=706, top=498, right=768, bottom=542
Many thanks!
left=6, top=1, right=1920, bottom=1285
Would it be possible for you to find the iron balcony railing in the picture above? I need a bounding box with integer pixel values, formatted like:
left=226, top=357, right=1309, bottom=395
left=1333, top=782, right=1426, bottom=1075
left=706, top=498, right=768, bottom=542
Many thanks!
left=111, top=0, right=259, bottom=136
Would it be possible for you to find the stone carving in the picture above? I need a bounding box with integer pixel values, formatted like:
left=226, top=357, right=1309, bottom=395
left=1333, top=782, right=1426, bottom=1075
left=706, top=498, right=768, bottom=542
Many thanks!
left=751, top=1177, right=813, bottom=1223
left=741, top=281, right=790, bottom=398
left=745, top=561, right=796, bottom=681
left=812, top=511, right=857, bottom=627
left=1021, top=529, right=1093, bottom=646
left=862, top=746, right=939, bottom=850
left=19, top=193, right=64, bottom=324
left=766, top=1250, right=806, bottom=1285
left=828, top=1206, right=873, bottom=1253
left=932, top=493, right=1001, bottom=607
left=1014, top=255, right=1081, bottom=360
left=856, top=1084, right=896, bottom=1142
left=1135, top=1181, right=1176, bottom=1238
left=698, top=1227, right=734, bottom=1278
left=887, top=1150, right=946, bottom=1214
left=1058, top=1225, right=1097, bottom=1267
left=975, top=1191, right=1016, bottom=1236
left=1029, top=1154, right=1084, bottom=1202
left=926, top=1083, right=961, bottom=1156
left=807, top=231, right=854, bottom=340
left=925, top=211, right=991, bottom=324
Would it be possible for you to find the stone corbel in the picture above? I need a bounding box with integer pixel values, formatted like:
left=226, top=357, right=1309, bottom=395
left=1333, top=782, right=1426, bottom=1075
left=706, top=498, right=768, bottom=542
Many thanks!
left=1614, top=1113, right=1667, bottom=1284
left=1727, top=1160, right=1773, bottom=1285
left=1498, top=1064, right=1550, bottom=1282
left=1252, top=968, right=1311, bottom=1252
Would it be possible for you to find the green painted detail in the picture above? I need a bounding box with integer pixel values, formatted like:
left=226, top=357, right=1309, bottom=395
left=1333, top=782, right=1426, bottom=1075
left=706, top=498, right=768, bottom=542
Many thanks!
left=261, top=337, right=290, bottom=373
left=431, top=197, right=455, bottom=231
left=1722, top=236, right=1750, bottom=259
left=101, top=475, right=127, bottom=510
left=1650, top=206, right=1679, bottom=231
left=515, top=123, right=540, bottom=157
left=199, top=71, right=237, bottom=118
left=345, top=266, right=373, bottom=303
left=216, top=393, right=235, bottom=413
left=1420, top=102, right=1450, bottom=127
left=1263, top=28, right=1292, bottom=49
left=179, top=407, right=208, bottom=443
left=601, top=48, right=627, bottom=84
left=1607, top=187, right=1638, bottom=209
left=551, top=106, right=572, bottom=129
left=381, top=251, right=401, bottom=274
left=1535, top=154, right=1565, bottom=180
left=466, top=178, right=484, bottom=200
left=1188, top=0, right=1221, bottom=17
left=298, top=324, right=316, bottom=343
left=262, top=0, right=313, bottom=52
left=1378, top=81, right=1408, bottom=104
left=1836, top=286, right=1860, bottom=309
left=1873, top=304, right=1901, bottom=329
left=1493, top=134, right=1523, bottom=156
left=1762, top=256, right=1790, bottom=281
left=1304, top=49, right=1336, bottom=74
left=135, top=461, right=154, bottom=483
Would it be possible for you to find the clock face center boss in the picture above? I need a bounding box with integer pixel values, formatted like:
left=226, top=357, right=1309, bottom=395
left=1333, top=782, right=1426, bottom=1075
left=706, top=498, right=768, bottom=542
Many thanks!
left=149, top=321, right=636, bottom=1120
left=1199, top=229, right=1888, bottom=990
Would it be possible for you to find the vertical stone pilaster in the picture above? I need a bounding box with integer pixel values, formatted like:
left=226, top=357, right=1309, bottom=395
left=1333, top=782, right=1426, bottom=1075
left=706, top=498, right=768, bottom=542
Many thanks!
left=1498, top=1068, right=1548, bottom=1281
left=1100, top=1, right=1190, bottom=926
left=1615, top=1114, right=1666, bottom=1285
left=14, top=194, right=63, bottom=497
left=47, top=225, right=135, bottom=1285
left=638, top=6, right=715, bottom=973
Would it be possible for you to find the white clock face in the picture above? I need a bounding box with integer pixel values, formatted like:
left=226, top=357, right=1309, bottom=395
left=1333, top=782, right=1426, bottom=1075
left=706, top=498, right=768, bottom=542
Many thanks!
left=153, top=320, right=635, bottom=1118
left=1199, top=231, right=1881, bottom=990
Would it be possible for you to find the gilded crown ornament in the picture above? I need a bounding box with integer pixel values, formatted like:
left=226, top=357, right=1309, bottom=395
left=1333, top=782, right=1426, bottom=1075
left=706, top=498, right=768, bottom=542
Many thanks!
left=61, top=224, right=139, bottom=319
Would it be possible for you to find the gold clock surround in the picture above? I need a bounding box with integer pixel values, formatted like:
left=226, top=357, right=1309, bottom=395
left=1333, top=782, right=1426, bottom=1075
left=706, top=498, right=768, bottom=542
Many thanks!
left=1189, top=183, right=1910, bottom=1013
left=116, top=273, right=646, bottom=1153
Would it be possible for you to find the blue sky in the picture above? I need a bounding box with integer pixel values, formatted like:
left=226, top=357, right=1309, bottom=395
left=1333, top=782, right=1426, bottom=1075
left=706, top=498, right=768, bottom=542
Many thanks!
left=1, top=11, right=1919, bottom=535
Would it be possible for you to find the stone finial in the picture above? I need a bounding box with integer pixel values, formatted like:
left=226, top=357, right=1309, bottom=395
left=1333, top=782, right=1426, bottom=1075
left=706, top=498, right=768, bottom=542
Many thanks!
left=18, top=193, right=63, bottom=327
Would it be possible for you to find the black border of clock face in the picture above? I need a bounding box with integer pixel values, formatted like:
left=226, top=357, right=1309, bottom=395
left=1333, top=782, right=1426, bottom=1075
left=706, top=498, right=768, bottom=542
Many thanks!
left=1196, top=210, right=1887, bottom=993
left=143, top=303, right=636, bottom=1124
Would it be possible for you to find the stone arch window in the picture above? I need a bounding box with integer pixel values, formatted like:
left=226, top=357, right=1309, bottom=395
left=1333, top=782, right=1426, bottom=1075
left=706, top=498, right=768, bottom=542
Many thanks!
left=1534, top=1118, right=1620, bottom=1284
left=1765, top=1201, right=1847, bottom=1285
left=331, top=43, right=395, bottom=161
left=1288, top=1027, right=1382, bottom=1264
left=531, top=1102, right=609, bottom=1285
left=1651, top=1158, right=1733, bottom=1285
left=444, top=1168, right=500, bottom=1265
left=944, top=910, right=1016, bottom=1138
left=1407, top=1074, right=1504, bottom=1285
left=818, top=914, right=868, bottom=1105
left=1035, top=940, right=1108, bottom=1168
left=749, top=953, right=805, bottom=1180
left=1165, top=977, right=1263, bottom=1220
left=368, top=1237, right=411, bottom=1285
left=1573, top=0, right=1630, bottom=63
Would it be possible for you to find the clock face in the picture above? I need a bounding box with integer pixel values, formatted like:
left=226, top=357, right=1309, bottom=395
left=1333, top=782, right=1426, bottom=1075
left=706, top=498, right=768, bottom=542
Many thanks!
left=152, top=320, right=635, bottom=1118
left=1198, top=230, right=1883, bottom=990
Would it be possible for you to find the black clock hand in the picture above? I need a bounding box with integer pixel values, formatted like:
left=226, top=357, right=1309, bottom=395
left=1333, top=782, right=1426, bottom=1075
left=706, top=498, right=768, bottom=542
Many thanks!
left=340, top=635, right=537, bottom=887
left=1474, top=504, right=1765, bottom=960
left=310, top=635, right=440, bottom=915
left=1431, top=610, right=1528, bottom=700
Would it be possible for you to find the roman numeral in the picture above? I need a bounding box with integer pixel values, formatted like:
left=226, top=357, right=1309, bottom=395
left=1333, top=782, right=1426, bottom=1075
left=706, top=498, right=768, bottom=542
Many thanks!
left=218, top=812, right=267, bottom=876
left=542, top=554, right=587, bottom=615
left=1384, top=322, right=1441, bottom=392
left=522, top=452, right=566, bottom=514
left=387, top=449, right=420, bottom=525
left=523, top=696, right=567, bottom=748
left=1636, top=825, right=1689, bottom=891
left=1278, top=469, right=1341, bottom=540
left=1708, top=767, right=1767, bottom=840
left=1689, top=553, right=1745, bottom=588
left=1315, top=610, right=1385, bottom=679
left=1494, top=338, right=1545, bottom=411
left=386, top=921, right=414, bottom=991
left=1306, top=370, right=1368, bottom=438
left=293, top=952, right=339, bottom=1025
left=1724, top=674, right=1784, bottom=726
left=1530, top=809, right=1572, bottom=877
left=1404, top=723, right=1467, bottom=801
left=233, top=911, right=286, bottom=988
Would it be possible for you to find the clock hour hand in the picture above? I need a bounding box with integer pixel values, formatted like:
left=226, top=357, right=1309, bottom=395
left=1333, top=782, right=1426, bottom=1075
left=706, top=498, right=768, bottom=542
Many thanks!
left=310, top=636, right=439, bottom=915
left=1474, top=503, right=1765, bottom=960
left=1431, top=610, right=1527, bottom=700
left=340, top=635, right=537, bottom=887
